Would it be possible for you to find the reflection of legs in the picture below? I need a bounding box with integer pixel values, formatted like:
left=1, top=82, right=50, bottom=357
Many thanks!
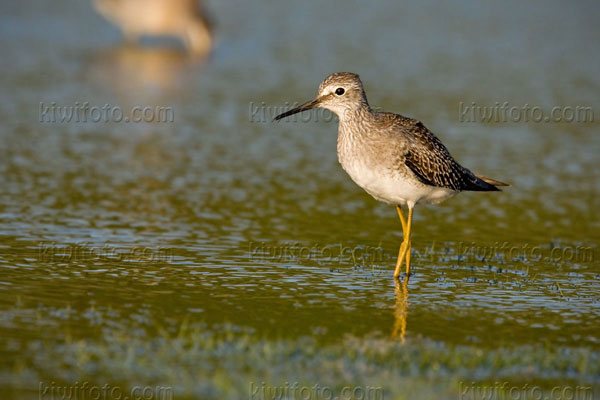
left=391, top=276, right=409, bottom=343
left=394, top=205, right=413, bottom=279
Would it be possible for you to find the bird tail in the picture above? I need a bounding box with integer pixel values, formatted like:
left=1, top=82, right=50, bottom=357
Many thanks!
left=464, top=174, right=510, bottom=192
left=476, top=175, right=510, bottom=187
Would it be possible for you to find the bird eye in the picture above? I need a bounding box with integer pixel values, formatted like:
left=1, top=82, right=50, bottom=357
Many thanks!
left=335, top=88, right=345, bottom=96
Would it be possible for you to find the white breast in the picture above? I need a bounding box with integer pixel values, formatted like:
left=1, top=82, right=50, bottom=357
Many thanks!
left=341, top=159, right=456, bottom=207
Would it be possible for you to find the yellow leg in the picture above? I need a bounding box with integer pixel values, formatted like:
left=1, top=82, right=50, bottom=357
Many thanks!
left=404, top=207, right=413, bottom=276
left=396, top=205, right=407, bottom=233
left=394, top=240, right=406, bottom=280
left=405, top=240, right=411, bottom=275
left=394, top=206, right=407, bottom=280
left=394, top=206, right=414, bottom=279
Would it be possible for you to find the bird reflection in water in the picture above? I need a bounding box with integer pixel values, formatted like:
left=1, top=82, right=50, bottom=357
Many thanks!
left=90, top=45, right=193, bottom=97
left=391, top=276, right=409, bottom=344
left=90, top=0, right=213, bottom=102
left=93, top=0, right=213, bottom=57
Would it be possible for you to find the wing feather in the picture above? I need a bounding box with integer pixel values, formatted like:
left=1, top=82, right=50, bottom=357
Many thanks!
left=383, top=114, right=499, bottom=191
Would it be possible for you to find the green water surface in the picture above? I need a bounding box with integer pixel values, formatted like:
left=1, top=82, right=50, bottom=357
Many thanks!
left=1, top=1, right=599, bottom=399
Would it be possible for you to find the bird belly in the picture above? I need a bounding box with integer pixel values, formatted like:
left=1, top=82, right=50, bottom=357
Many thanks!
left=342, top=161, right=456, bottom=206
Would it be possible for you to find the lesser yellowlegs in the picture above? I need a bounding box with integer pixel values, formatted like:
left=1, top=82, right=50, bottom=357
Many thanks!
left=93, top=0, right=213, bottom=56
left=275, top=72, right=508, bottom=280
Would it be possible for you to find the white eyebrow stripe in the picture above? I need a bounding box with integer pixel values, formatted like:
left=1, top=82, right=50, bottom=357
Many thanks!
left=320, top=86, right=336, bottom=96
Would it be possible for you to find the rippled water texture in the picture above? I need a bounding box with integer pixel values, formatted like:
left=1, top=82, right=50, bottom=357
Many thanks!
left=1, top=0, right=599, bottom=399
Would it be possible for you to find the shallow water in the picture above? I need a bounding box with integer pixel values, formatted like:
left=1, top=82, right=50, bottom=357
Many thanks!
left=1, top=0, right=599, bottom=398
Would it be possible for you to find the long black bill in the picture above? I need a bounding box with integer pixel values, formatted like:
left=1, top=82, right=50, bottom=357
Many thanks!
left=274, top=98, right=320, bottom=121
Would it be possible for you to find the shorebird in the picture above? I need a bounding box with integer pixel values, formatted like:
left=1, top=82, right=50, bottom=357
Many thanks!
left=274, top=72, right=508, bottom=280
left=93, top=0, right=213, bottom=56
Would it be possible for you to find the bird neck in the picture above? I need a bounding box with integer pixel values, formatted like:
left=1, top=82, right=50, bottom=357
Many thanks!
left=338, top=103, right=373, bottom=128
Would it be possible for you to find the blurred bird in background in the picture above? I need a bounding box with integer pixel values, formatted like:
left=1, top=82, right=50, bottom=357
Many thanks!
left=93, top=0, right=213, bottom=56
